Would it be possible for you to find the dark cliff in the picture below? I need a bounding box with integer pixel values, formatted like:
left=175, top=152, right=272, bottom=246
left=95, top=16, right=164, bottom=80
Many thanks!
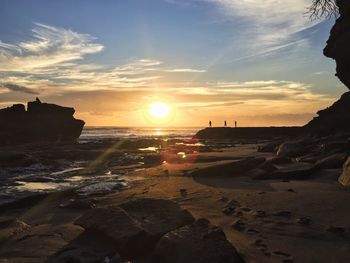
left=324, top=0, right=350, bottom=89
left=0, top=98, right=85, bottom=145
left=305, top=91, right=350, bottom=134
left=195, top=127, right=303, bottom=140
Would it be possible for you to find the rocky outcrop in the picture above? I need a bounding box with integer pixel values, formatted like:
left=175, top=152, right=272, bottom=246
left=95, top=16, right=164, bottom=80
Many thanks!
left=71, top=199, right=243, bottom=262
left=195, top=127, right=302, bottom=140
left=0, top=98, right=84, bottom=145
left=75, top=199, right=195, bottom=258
left=304, top=92, right=350, bottom=134
left=151, top=218, right=245, bottom=263
left=324, top=0, right=350, bottom=89
left=338, top=156, right=350, bottom=186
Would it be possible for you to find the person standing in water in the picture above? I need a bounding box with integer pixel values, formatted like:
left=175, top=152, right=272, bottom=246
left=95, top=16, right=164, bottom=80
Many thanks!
left=235, top=121, right=237, bottom=128
left=209, top=120, right=212, bottom=127
left=224, top=121, right=227, bottom=127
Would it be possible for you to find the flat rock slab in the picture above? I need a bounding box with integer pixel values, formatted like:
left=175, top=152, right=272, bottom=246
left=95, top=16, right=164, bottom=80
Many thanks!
left=75, top=206, right=145, bottom=255
left=151, top=219, right=245, bottom=263
left=119, top=198, right=194, bottom=236
left=256, top=162, right=315, bottom=180
left=191, top=157, right=266, bottom=177
left=75, top=198, right=195, bottom=257
left=47, top=230, right=119, bottom=263
left=0, top=224, right=83, bottom=263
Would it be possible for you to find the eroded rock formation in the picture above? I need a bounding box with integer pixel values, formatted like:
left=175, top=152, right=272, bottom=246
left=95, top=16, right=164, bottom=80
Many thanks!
left=305, top=92, right=350, bottom=133
left=0, top=98, right=85, bottom=145
left=324, top=0, right=350, bottom=89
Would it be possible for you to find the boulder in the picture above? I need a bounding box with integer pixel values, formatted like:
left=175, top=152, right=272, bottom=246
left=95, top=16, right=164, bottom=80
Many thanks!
left=0, top=98, right=84, bottom=145
left=47, top=228, right=118, bottom=263
left=119, top=198, right=195, bottom=238
left=75, top=206, right=146, bottom=256
left=277, top=142, right=305, bottom=158
left=321, top=141, right=350, bottom=153
left=314, top=153, right=348, bottom=170
left=151, top=219, right=245, bottom=263
left=257, top=141, right=281, bottom=153
left=75, top=199, right=195, bottom=257
left=338, top=156, right=350, bottom=186
left=191, top=157, right=266, bottom=177
left=0, top=224, right=83, bottom=262
left=255, top=162, right=315, bottom=180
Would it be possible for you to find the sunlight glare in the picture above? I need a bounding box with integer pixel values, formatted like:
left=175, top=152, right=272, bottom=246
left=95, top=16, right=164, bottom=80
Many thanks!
left=148, top=102, right=170, bottom=119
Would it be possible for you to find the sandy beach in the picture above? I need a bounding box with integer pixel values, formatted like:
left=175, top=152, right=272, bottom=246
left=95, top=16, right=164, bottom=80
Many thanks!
left=1, top=143, right=350, bottom=263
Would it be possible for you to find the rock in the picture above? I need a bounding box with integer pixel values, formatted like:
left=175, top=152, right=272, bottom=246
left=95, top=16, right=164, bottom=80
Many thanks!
left=151, top=219, right=245, bottom=263
left=75, top=199, right=195, bottom=257
left=314, top=153, right=348, bottom=169
left=191, top=157, right=266, bottom=177
left=231, top=219, right=246, bottom=232
left=59, top=198, right=95, bottom=210
left=194, top=127, right=302, bottom=140
left=277, top=142, right=305, bottom=158
left=257, top=141, right=281, bottom=153
left=305, top=92, right=350, bottom=134
left=75, top=206, right=146, bottom=256
left=253, top=210, right=267, bottom=218
left=0, top=98, right=84, bottom=145
left=0, top=217, right=30, bottom=243
left=222, top=199, right=240, bottom=216
left=1, top=224, right=83, bottom=262
left=270, top=156, right=292, bottom=165
left=255, top=162, right=315, bottom=180
left=48, top=229, right=118, bottom=263
left=0, top=152, right=36, bottom=168
left=338, top=156, right=350, bottom=186
left=324, top=0, right=350, bottom=89
left=321, top=141, right=350, bottom=153
left=272, top=211, right=292, bottom=218
left=119, top=198, right=195, bottom=239
left=109, top=253, right=122, bottom=263
left=327, top=226, right=346, bottom=235
left=297, top=217, right=312, bottom=226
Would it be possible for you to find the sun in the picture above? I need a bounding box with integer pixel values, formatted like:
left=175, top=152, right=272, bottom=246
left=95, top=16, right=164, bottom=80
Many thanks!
left=148, top=102, right=170, bottom=119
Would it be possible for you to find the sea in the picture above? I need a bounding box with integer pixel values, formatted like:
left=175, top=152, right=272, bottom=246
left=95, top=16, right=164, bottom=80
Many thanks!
left=0, top=127, right=203, bottom=205
left=79, top=126, right=202, bottom=142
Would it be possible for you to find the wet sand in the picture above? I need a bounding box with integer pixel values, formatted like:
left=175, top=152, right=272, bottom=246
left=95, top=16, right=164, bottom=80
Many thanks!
left=1, top=145, right=350, bottom=262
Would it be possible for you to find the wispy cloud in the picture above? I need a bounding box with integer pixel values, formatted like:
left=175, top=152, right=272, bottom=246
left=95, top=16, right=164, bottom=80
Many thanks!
left=164, top=68, right=206, bottom=73
left=204, top=0, right=316, bottom=41
left=0, top=23, right=104, bottom=72
left=0, top=82, right=39, bottom=95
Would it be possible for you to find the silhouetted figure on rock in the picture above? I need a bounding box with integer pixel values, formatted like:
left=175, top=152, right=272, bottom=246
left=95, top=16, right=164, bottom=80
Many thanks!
left=209, top=121, right=212, bottom=128
left=0, top=98, right=85, bottom=145
left=224, top=121, right=227, bottom=127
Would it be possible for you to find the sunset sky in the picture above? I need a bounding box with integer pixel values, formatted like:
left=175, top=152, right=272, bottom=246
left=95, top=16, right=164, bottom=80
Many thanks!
left=0, top=0, right=346, bottom=127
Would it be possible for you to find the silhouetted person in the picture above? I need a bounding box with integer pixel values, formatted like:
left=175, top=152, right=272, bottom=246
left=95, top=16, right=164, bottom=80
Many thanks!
left=235, top=121, right=237, bottom=128
left=224, top=121, right=227, bottom=127
left=209, top=121, right=212, bottom=127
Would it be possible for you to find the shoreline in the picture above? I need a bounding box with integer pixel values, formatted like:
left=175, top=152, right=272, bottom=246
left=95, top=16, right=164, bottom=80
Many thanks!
left=0, top=135, right=350, bottom=263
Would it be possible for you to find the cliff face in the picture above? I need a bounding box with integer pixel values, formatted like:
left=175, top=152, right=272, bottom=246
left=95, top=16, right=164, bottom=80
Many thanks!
left=304, top=1, right=350, bottom=134
left=305, top=91, right=350, bottom=133
left=0, top=98, right=85, bottom=145
left=324, top=0, right=350, bottom=89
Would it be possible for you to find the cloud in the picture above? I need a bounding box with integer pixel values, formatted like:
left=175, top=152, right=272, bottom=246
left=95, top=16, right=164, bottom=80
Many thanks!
left=164, top=68, right=206, bottom=73
left=0, top=23, right=104, bottom=73
left=0, top=82, right=39, bottom=95
left=167, top=0, right=321, bottom=61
